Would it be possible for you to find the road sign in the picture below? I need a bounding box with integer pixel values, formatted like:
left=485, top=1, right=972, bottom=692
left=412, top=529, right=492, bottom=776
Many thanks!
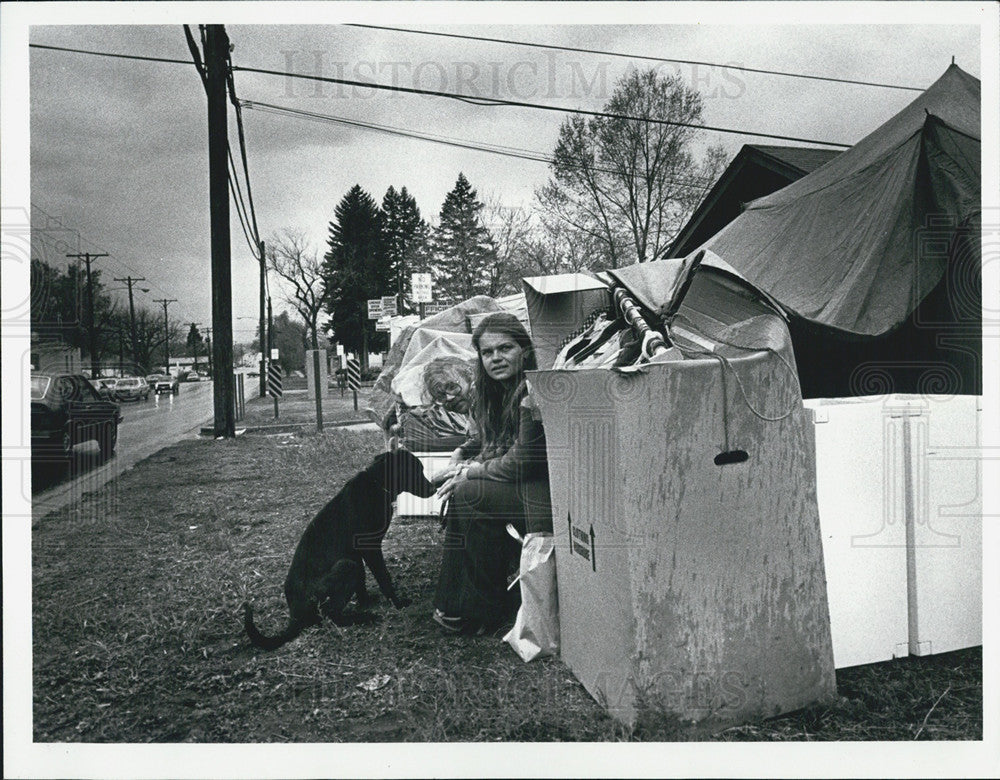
left=380, top=295, right=398, bottom=316
left=346, top=357, right=361, bottom=391
left=411, top=272, right=432, bottom=303
left=367, top=299, right=384, bottom=319
left=375, top=319, right=391, bottom=332
left=266, top=363, right=283, bottom=397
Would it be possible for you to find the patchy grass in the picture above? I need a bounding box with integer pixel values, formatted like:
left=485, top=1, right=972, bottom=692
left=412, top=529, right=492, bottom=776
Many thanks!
left=32, top=429, right=981, bottom=742
left=240, top=383, right=378, bottom=431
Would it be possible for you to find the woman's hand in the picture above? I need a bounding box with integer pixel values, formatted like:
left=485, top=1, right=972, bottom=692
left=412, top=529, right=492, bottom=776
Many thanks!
left=431, top=462, right=464, bottom=486
left=432, top=448, right=468, bottom=486
left=435, top=464, right=470, bottom=502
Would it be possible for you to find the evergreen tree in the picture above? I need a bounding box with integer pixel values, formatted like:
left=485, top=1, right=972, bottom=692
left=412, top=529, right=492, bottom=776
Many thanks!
left=186, top=323, right=204, bottom=369
left=380, top=186, right=429, bottom=313
left=321, top=185, right=389, bottom=367
left=432, top=173, right=498, bottom=301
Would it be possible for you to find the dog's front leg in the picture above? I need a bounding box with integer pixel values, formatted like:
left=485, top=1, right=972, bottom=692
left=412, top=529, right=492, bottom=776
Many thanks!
left=362, top=549, right=410, bottom=608
left=354, top=558, right=375, bottom=607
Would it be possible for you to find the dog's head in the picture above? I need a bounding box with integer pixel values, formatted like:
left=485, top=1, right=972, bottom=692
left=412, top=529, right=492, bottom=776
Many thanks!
left=369, top=449, right=436, bottom=498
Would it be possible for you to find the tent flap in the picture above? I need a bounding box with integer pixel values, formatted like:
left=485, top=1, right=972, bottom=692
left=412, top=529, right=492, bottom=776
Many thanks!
left=704, top=65, right=981, bottom=337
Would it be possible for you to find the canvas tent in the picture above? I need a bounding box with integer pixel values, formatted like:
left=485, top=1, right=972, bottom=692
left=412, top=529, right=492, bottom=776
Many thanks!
left=702, top=64, right=981, bottom=398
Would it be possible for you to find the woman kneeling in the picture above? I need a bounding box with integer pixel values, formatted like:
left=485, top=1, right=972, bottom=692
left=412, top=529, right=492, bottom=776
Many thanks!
left=432, top=312, right=551, bottom=635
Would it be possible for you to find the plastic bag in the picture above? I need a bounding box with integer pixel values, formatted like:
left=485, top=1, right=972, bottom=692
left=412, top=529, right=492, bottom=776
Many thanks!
left=503, top=526, right=559, bottom=662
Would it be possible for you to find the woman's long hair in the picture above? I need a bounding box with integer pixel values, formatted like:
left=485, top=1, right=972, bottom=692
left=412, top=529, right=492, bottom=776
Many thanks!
left=471, top=312, right=537, bottom=452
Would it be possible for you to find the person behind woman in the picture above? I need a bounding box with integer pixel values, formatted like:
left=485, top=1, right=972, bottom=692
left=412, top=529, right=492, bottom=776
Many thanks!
left=432, top=312, right=551, bottom=634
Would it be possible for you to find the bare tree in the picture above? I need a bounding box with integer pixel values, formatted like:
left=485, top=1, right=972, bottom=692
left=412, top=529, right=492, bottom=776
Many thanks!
left=520, top=213, right=604, bottom=276
left=482, top=196, right=535, bottom=296
left=537, top=68, right=728, bottom=269
left=266, top=228, right=326, bottom=350
left=132, top=306, right=181, bottom=372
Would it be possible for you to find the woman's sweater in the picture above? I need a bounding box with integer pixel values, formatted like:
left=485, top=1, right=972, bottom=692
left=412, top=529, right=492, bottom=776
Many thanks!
left=459, top=396, right=548, bottom=483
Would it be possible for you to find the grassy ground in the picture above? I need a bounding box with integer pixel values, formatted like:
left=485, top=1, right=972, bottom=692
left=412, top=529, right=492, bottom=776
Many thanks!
left=32, top=421, right=982, bottom=742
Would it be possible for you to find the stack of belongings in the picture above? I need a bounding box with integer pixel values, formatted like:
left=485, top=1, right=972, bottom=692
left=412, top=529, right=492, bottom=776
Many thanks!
left=524, top=249, right=837, bottom=726
left=368, top=294, right=529, bottom=452
left=549, top=250, right=722, bottom=373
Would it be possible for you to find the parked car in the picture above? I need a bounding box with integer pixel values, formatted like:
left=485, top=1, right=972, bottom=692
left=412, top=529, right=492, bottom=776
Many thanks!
left=149, top=373, right=179, bottom=395
left=183, top=370, right=201, bottom=382
left=114, top=376, right=151, bottom=402
left=94, top=377, right=118, bottom=401
left=31, top=373, right=122, bottom=458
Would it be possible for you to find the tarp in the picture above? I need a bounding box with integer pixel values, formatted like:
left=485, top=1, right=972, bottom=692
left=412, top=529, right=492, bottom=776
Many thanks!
left=704, top=64, right=980, bottom=337
left=367, top=294, right=530, bottom=447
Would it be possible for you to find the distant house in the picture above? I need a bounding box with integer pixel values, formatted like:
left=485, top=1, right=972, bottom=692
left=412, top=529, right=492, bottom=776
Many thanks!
left=30, top=336, right=81, bottom=373
left=668, top=144, right=841, bottom=259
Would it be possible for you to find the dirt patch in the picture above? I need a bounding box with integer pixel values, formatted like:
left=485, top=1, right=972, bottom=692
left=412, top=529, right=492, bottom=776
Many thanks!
left=32, top=428, right=982, bottom=742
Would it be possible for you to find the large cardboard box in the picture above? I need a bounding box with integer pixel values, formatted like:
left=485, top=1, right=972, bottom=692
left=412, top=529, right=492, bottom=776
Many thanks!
left=526, top=269, right=837, bottom=725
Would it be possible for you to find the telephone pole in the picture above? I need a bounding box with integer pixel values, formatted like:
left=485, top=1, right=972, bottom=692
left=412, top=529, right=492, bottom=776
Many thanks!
left=205, top=24, right=236, bottom=438
left=114, top=275, right=145, bottom=371
left=67, top=252, right=107, bottom=378
left=267, top=295, right=274, bottom=363
left=258, top=240, right=267, bottom=398
left=153, top=299, right=176, bottom=373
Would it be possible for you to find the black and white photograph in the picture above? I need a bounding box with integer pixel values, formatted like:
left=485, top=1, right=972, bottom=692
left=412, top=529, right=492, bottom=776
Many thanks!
left=2, top=1, right=997, bottom=777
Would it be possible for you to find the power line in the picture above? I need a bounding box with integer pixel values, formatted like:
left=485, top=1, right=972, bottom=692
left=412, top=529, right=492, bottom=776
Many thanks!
left=31, top=202, right=200, bottom=325
left=35, top=33, right=263, bottom=258
left=232, top=64, right=853, bottom=148
left=177, top=27, right=262, bottom=264
left=226, top=49, right=262, bottom=248
left=346, top=24, right=925, bottom=92
left=28, top=43, right=192, bottom=67
left=29, top=39, right=854, bottom=147
left=228, top=152, right=260, bottom=256
left=182, top=24, right=208, bottom=91
left=240, top=99, right=716, bottom=190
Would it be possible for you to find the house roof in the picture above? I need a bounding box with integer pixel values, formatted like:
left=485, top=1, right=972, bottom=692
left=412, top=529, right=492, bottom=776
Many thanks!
left=668, top=144, right=840, bottom=258
left=745, top=145, right=842, bottom=177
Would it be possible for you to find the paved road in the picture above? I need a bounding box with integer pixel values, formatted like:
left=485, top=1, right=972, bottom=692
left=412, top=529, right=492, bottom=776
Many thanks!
left=32, top=382, right=215, bottom=517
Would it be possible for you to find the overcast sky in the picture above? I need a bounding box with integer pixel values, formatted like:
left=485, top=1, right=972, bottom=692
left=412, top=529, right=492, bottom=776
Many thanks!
left=15, top=6, right=989, bottom=343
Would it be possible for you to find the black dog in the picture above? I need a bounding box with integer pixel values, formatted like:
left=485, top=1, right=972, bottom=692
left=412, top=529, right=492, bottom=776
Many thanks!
left=244, top=449, right=436, bottom=650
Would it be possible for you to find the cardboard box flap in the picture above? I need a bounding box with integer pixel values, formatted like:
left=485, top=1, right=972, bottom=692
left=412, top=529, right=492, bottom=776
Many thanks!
left=522, top=273, right=608, bottom=296
left=523, top=274, right=612, bottom=370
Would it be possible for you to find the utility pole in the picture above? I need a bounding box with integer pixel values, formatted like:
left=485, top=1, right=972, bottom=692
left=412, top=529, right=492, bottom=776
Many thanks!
left=114, top=275, right=145, bottom=371
left=267, top=295, right=274, bottom=364
left=205, top=24, right=235, bottom=438
left=153, top=298, right=176, bottom=374
left=67, top=252, right=107, bottom=378
left=258, top=240, right=267, bottom=398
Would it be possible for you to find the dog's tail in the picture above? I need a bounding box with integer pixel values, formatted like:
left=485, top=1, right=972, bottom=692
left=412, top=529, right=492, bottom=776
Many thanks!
left=243, top=602, right=308, bottom=651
